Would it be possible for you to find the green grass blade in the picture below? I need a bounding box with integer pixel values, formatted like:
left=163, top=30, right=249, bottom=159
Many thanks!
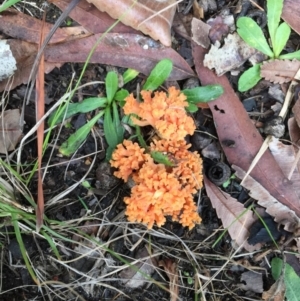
left=237, top=17, right=274, bottom=57
left=142, top=59, right=173, bottom=91
left=40, top=230, right=61, bottom=259
left=59, top=110, right=104, bottom=156
left=0, top=0, right=21, bottom=12
left=267, top=0, right=284, bottom=49
left=238, top=64, right=262, bottom=92
left=105, top=71, right=119, bottom=104
left=182, top=85, right=224, bottom=104
left=48, top=97, right=107, bottom=125
left=279, top=50, right=300, bottom=60
left=273, top=22, right=291, bottom=57
left=11, top=213, right=39, bottom=284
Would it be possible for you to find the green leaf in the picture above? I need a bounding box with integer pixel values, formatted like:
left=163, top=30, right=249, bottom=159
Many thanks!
left=267, top=0, right=284, bottom=49
left=279, top=50, right=300, bottom=60
left=0, top=0, right=21, bottom=12
left=48, top=97, right=107, bottom=125
left=237, top=17, right=274, bottom=57
left=105, top=71, right=119, bottom=104
left=123, top=69, right=139, bottom=84
left=272, top=257, right=300, bottom=301
left=59, top=111, right=104, bottom=156
left=238, top=64, right=262, bottom=92
left=142, top=59, right=173, bottom=91
left=114, top=89, right=129, bottom=101
left=182, top=85, right=224, bottom=104
left=186, top=103, right=199, bottom=113
left=272, top=257, right=283, bottom=281
left=150, top=151, right=175, bottom=167
left=103, top=107, right=118, bottom=147
left=273, top=22, right=291, bottom=57
left=104, top=102, right=124, bottom=160
left=112, top=101, right=124, bottom=144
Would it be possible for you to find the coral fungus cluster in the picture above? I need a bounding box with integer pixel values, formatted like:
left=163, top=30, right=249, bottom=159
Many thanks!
left=110, top=87, right=203, bottom=229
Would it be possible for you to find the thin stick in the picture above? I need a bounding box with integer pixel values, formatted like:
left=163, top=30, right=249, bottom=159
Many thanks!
left=35, top=8, right=46, bottom=232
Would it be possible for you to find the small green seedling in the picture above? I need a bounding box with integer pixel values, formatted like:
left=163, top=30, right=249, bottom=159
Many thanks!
left=222, top=174, right=236, bottom=189
left=237, top=0, right=300, bottom=92
left=183, top=271, right=194, bottom=285
left=51, top=59, right=224, bottom=159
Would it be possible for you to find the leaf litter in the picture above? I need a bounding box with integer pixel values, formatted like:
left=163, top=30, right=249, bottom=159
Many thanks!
left=2, top=0, right=300, bottom=300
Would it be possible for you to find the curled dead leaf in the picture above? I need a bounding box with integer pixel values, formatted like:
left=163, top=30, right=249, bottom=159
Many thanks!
left=44, top=33, right=195, bottom=80
left=233, top=165, right=300, bottom=233
left=204, top=176, right=261, bottom=252
left=50, top=0, right=139, bottom=35
left=86, top=0, right=177, bottom=46
left=0, top=9, right=91, bottom=45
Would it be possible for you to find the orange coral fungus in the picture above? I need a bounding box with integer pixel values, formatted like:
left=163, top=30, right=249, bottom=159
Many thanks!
left=111, top=86, right=203, bottom=229
left=110, top=140, right=150, bottom=182
left=150, top=139, right=203, bottom=193
left=124, top=87, right=195, bottom=140
left=124, top=159, right=202, bottom=229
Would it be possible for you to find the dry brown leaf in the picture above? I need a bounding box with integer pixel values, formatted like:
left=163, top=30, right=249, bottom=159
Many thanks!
left=204, top=33, right=258, bottom=75
left=288, top=117, right=300, bottom=146
left=192, top=0, right=204, bottom=19
left=261, top=59, right=300, bottom=84
left=119, top=247, right=157, bottom=288
left=86, top=0, right=177, bottom=46
left=282, top=0, right=300, bottom=37
left=44, top=33, right=194, bottom=80
left=191, top=17, right=211, bottom=48
left=204, top=176, right=261, bottom=252
left=0, top=109, right=23, bottom=153
left=292, top=96, right=300, bottom=128
left=50, top=0, right=139, bottom=35
left=159, top=258, right=179, bottom=301
left=193, top=43, right=300, bottom=220
left=233, top=165, right=300, bottom=232
left=0, top=9, right=91, bottom=45
left=172, top=12, right=193, bottom=40
left=268, top=137, right=300, bottom=199
left=262, top=277, right=285, bottom=301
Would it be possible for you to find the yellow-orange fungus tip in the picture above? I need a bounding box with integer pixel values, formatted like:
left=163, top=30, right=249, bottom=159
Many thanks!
left=124, top=87, right=196, bottom=140
left=110, top=140, right=150, bottom=182
left=123, top=159, right=202, bottom=229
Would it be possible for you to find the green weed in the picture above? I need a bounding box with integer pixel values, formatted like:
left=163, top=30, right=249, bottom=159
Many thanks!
left=237, top=0, right=300, bottom=91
